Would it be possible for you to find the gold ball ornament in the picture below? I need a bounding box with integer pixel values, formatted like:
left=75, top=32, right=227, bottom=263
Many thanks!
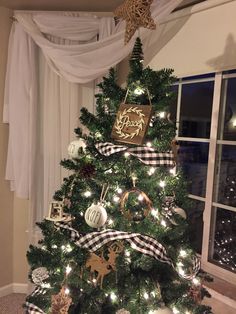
left=68, top=139, right=86, bottom=159
left=120, top=188, right=152, bottom=221
left=85, top=203, right=108, bottom=228
left=114, top=0, right=156, bottom=44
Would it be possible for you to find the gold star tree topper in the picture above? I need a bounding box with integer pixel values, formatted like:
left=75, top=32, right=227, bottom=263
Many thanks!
left=114, top=0, right=156, bottom=44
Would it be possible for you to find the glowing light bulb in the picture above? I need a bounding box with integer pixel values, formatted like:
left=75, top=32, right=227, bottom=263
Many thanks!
left=146, top=142, right=152, bottom=147
left=52, top=244, right=58, bottom=249
left=173, top=307, right=180, bottom=314
left=192, top=277, right=200, bottom=285
left=92, top=279, right=97, bottom=284
left=65, top=288, right=70, bottom=295
left=159, top=111, right=165, bottom=119
left=108, top=219, right=114, bottom=225
left=66, top=265, right=72, bottom=275
left=159, top=180, right=166, bottom=188
left=178, top=268, right=185, bottom=276
left=179, top=249, right=187, bottom=257
left=138, top=194, right=144, bottom=201
left=134, top=87, right=144, bottom=95
left=117, top=188, right=123, bottom=194
left=151, top=208, right=159, bottom=218
left=124, top=152, right=130, bottom=158
left=143, top=292, right=149, bottom=299
left=148, top=167, right=156, bottom=176
left=110, top=292, right=117, bottom=301
left=151, top=291, right=155, bottom=297
left=161, top=219, right=167, bottom=227
left=113, top=195, right=120, bottom=203
left=84, top=191, right=92, bottom=197
left=61, top=245, right=66, bottom=250
left=66, top=244, right=73, bottom=252
left=125, top=250, right=131, bottom=257
left=169, top=168, right=176, bottom=175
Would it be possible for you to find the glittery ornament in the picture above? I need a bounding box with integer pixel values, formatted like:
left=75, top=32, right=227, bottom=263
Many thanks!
left=32, top=267, right=49, bottom=286
left=114, top=0, right=156, bottom=44
left=51, top=287, right=72, bottom=314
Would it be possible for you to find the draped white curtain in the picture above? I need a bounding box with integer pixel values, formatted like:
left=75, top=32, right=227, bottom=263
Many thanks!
left=3, top=0, right=183, bottom=222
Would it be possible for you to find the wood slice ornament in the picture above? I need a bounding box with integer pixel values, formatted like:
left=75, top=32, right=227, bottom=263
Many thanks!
left=120, top=188, right=152, bottom=221
left=112, top=103, right=152, bottom=145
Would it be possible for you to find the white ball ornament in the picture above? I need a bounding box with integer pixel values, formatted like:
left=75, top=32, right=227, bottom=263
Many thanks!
left=68, top=139, right=86, bottom=159
left=85, top=203, right=107, bottom=228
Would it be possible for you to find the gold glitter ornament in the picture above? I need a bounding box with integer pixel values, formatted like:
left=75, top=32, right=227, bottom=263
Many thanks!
left=114, top=0, right=156, bottom=44
left=51, top=287, right=72, bottom=314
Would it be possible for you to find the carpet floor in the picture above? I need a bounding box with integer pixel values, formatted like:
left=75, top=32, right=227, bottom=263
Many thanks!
left=0, top=294, right=26, bottom=314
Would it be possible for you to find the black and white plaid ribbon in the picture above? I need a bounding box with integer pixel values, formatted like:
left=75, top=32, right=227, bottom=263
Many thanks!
left=55, top=222, right=172, bottom=266
left=25, top=302, right=45, bottom=314
left=95, top=142, right=175, bottom=167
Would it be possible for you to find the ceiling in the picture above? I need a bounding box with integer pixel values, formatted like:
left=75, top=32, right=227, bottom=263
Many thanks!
left=0, top=0, right=205, bottom=12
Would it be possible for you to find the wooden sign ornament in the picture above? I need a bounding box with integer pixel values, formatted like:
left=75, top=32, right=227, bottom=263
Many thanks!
left=112, top=103, right=152, bottom=145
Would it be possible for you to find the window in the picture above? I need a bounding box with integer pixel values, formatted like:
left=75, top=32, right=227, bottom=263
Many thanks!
left=173, top=72, right=236, bottom=284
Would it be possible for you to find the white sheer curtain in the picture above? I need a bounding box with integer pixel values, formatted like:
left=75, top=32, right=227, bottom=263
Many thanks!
left=3, top=0, right=183, bottom=224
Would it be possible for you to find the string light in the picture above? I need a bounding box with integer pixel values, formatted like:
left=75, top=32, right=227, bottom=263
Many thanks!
left=192, top=277, right=200, bottom=285
left=125, top=250, right=131, bottom=257
left=148, top=167, right=156, bottom=176
left=143, top=292, right=149, bottom=300
left=159, top=111, right=165, bottom=119
left=151, top=208, right=158, bottom=218
left=173, top=307, right=180, bottom=314
left=66, top=265, right=72, bottom=275
left=110, top=292, right=117, bottom=301
left=84, top=191, right=92, bottom=197
left=113, top=196, right=120, bottom=203
left=138, top=194, right=144, bottom=201
left=179, top=249, right=187, bottom=257
left=134, top=87, right=144, bottom=95
left=52, top=244, right=58, bottom=249
left=161, top=219, right=167, bottom=227
left=66, top=244, right=73, bottom=252
left=117, top=187, right=123, bottom=194
left=92, top=279, right=97, bottom=284
left=159, top=180, right=166, bottom=188
left=146, top=142, right=152, bottom=147
left=124, top=152, right=130, bottom=158
left=65, top=288, right=70, bottom=295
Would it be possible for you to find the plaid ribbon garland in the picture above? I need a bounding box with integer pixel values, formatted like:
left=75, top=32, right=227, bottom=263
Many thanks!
left=55, top=222, right=173, bottom=266
left=55, top=222, right=200, bottom=279
left=95, top=142, right=175, bottom=166
left=25, top=302, right=46, bottom=314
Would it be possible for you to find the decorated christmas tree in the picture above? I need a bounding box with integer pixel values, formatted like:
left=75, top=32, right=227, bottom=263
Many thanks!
left=25, top=38, right=212, bottom=314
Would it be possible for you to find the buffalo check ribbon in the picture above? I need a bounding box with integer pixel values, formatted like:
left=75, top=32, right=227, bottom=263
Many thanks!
left=25, top=302, right=46, bottom=314
left=55, top=222, right=200, bottom=279
left=95, top=142, right=175, bottom=167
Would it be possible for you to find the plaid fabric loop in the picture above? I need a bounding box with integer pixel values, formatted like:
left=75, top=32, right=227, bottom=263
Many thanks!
left=25, top=302, right=46, bottom=314
left=95, top=142, right=175, bottom=166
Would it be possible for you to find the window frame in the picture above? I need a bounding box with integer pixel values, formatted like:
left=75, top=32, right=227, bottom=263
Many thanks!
left=174, top=71, right=236, bottom=284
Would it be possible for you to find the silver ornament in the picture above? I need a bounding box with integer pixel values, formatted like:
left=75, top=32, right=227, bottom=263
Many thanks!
left=32, top=267, right=49, bottom=285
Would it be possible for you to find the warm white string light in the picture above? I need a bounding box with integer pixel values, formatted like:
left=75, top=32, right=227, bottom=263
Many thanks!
left=84, top=190, right=92, bottom=197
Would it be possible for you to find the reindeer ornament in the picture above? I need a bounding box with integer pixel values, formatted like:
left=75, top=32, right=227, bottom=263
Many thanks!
left=85, top=242, right=124, bottom=288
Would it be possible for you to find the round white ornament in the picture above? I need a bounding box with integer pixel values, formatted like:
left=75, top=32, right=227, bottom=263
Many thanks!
left=85, top=203, right=107, bottom=228
left=153, top=307, right=173, bottom=314
left=68, top=139, right=86, bottom=159
left=174, top=207, right=187, bottom=219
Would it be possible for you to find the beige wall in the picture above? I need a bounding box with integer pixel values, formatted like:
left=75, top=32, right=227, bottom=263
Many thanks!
left=0, top=6, right=14, bottom=288
left=148, top=0, right=236, bottom=78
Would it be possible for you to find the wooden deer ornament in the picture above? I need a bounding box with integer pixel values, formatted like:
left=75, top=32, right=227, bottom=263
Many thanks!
left=85, top=242, right=124, bottom=288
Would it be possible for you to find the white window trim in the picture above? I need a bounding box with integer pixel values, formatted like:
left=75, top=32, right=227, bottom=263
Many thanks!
left=175, top=71, right=236, bottom=285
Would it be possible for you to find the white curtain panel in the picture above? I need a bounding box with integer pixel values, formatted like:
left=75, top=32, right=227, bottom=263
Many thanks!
left=3, top=0, right=182, bottom=222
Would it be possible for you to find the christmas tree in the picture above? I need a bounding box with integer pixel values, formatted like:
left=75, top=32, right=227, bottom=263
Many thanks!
left=25, top=38, right=212, bottom=314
